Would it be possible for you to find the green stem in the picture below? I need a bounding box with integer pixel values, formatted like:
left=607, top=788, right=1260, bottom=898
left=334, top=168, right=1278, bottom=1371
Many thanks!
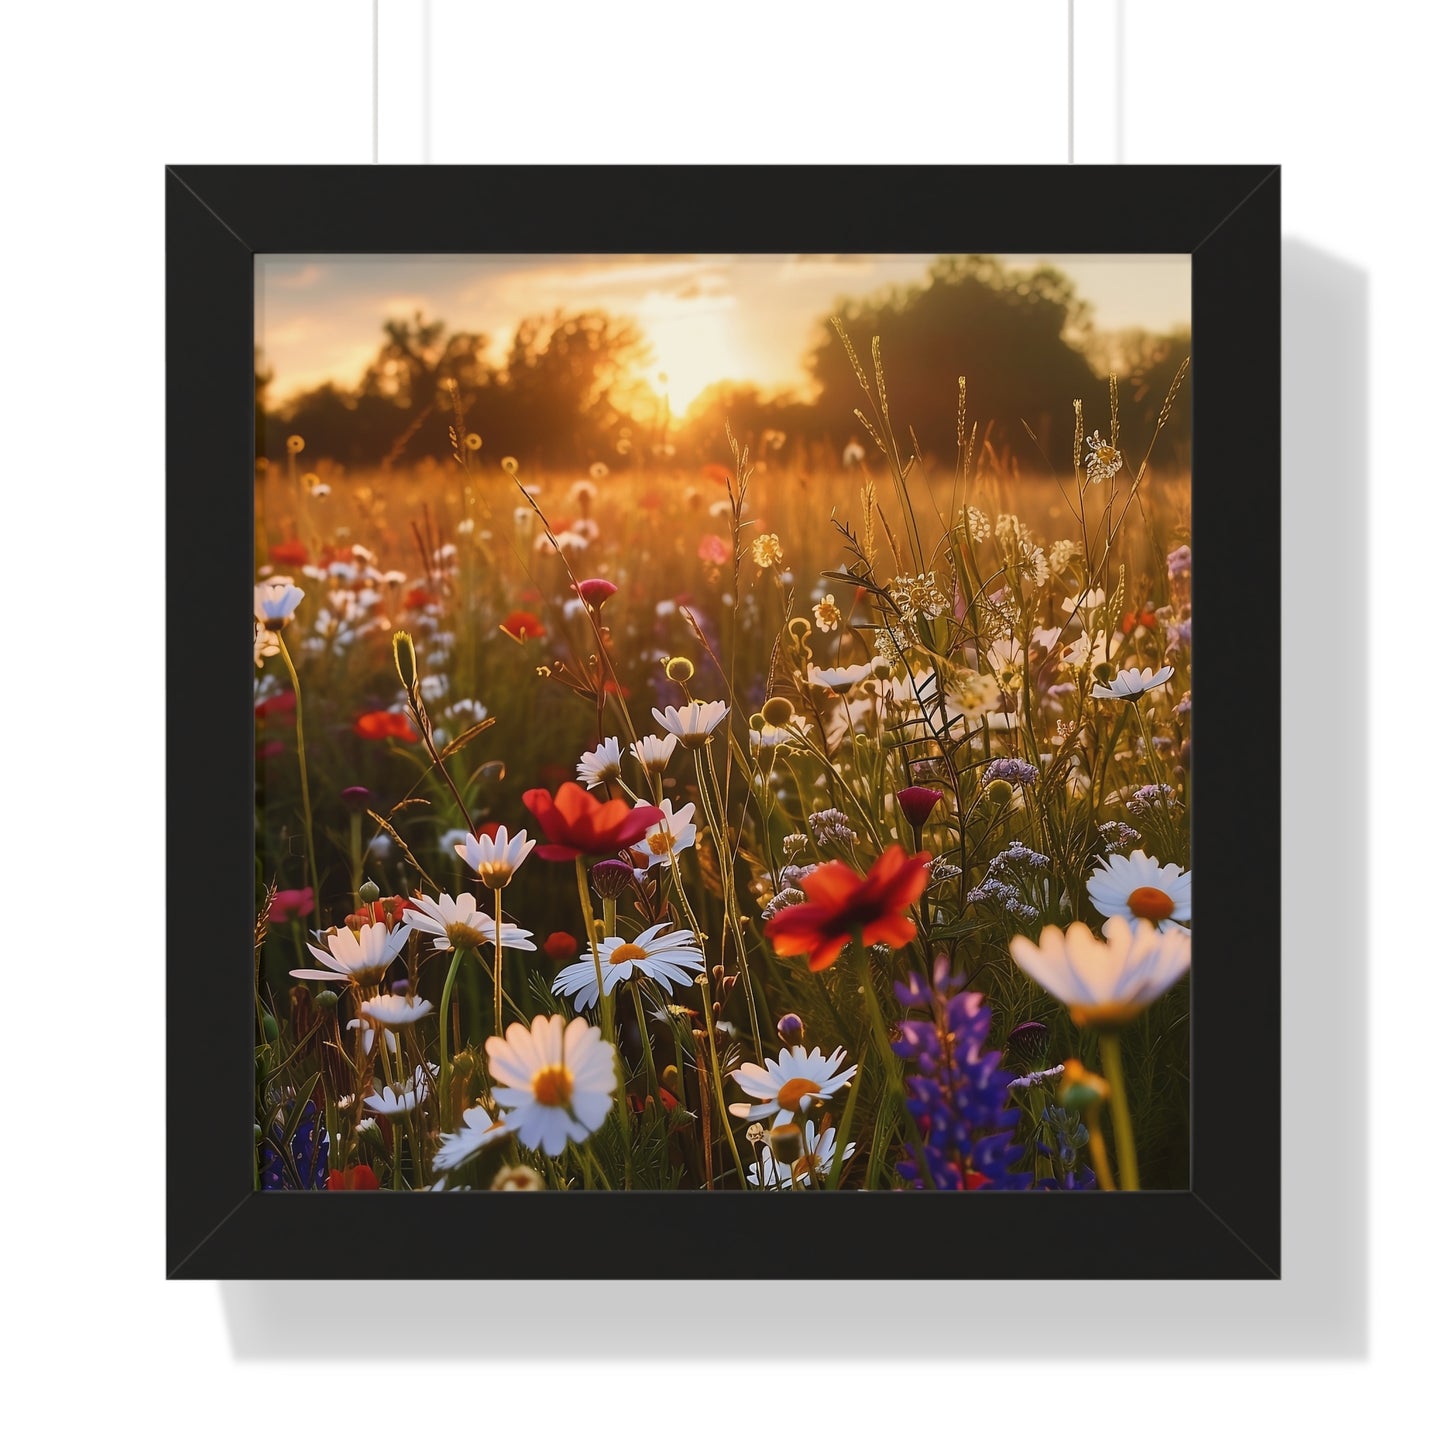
left=574, top=855, right=631, bottom=1186
left=632, top=983, right=659, bottom=1103
left=437, top=945, right=467, bottom=1130
left=277, top=634, right=321, bottom=930
left=493, top=887, right=505, bottom=1034
left=697, top=967, right=749, bottom=1188
left=1097, top=1031, right=1140, bottom=1191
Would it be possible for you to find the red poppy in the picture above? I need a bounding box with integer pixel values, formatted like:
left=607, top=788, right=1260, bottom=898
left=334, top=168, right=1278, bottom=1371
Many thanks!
left=764, top=844, right=932, bottom=972
left=499, top=609, right=546, bottom=642
left=542, top=930, right=579, bottom=961
left=352, top=896, right=411, bottom=928
left=1121, top=610, right=1157, bottom=633
left=403, top=586, right=436, bottom=610
left=353, top=711, right=418, bottom=743
left=268, top=539, right=309, bottom=567
left=268, top=887, right=314, bottom=923
left=521, top=781, right=663, bottom=862
left=701, top=463, right=731, bottom=487
left=255, top=690, right=297, bottom=720
left=327, top=1164, right=380, bottom=1191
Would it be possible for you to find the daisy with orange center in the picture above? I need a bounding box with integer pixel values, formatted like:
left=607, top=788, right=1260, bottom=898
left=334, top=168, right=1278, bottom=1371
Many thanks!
left=729, top=1044, right=857, bottom=1124
left=1086, top=849, right=1191, bottom=932
left=552, top=923, right=704, bottom=1010
left=1007, top=916, right=1191, bottom=1029
left=635, top=798, right=696, bottom=869
left=485, top=1015, right=616, bottom=1157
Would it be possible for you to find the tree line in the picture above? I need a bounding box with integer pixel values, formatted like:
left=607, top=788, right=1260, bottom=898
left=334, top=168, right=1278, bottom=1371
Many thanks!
left=258, top=255, right=1190, bottom=476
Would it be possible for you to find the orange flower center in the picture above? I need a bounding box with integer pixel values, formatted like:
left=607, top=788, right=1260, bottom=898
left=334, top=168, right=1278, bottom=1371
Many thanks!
left=1126, top=886, right=1175, bottom=921
left=776, top=1077, right=820, bottom=1114
left=645, top=827, right=675, bottom=856
left=531, top=1065, right=573, bottom=1109
left=610, top=943, right=648, bottom=965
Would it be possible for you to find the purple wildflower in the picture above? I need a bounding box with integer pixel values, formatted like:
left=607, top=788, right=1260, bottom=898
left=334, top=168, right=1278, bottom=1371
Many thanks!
left=891, top=958, right=1026, bottom=1189
left=1167, top=544, right=1192, bottom=578
left=981, top=758, right=1040, bottom=787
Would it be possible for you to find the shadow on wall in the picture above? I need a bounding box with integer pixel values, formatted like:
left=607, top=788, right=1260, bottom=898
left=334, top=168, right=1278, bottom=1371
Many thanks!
left=220, top=240, right=1367, bottom=1360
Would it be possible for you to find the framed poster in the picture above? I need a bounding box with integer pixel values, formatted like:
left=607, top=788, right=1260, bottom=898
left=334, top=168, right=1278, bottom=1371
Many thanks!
left=168, top=163, right=1280, bottom=1277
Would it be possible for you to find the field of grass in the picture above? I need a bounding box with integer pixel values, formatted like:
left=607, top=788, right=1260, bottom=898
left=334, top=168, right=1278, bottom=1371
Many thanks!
left=254, top=349, right=1192, bottom=1193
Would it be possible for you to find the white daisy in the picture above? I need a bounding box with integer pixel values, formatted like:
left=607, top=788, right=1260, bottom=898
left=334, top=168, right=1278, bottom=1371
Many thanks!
left=455, top=825, right=535, bottom=888
left=433, top=1103, right=516, bottom=1172
left=485, top=1015, right=617, bottom=1157
left=807, top=660, right=880, bottom=690
left=748, top=1120, right=856, bottom=1189
left=635, top=798, right=697, bottom=869
left=364, top=1065, right=435, bottom=1117
left=1091, top=665, right=1175, bottom=701
left=1086, top=849, right=1191, bottom=931
left=729, top=1045, right=857, bottom=1124
left=652, top=700, right=730, bottom=748
left=359, top=993, right=435, bottom=1027
left=291, top=920, right=412, bottom=987
left=254, top=578, right=305, bottom=628
left=553, top=923, right=704, bottom=1010
left=406, top=893, right=537, bottom=954
left=1008, top=916, right=1191, bottom=1027
left=987, top=639, right=1027, bottom=692
left=576, top=736, right=623, bottom=789
left=630, top=732, right=678, bottom=775
left=1062, top=631, right=1111, bottom=671
left=1062, top=587, right=1107, bottom=617
left=345, top=1017, right=396, bottom=1054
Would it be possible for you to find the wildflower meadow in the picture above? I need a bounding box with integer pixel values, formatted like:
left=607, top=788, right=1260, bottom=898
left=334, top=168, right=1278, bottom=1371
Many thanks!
left=254, top=256, right=1193, bottom=1194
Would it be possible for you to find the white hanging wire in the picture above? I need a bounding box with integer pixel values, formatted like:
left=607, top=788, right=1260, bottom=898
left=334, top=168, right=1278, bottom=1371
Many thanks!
left=1068, top=0, right=1075, bottom=162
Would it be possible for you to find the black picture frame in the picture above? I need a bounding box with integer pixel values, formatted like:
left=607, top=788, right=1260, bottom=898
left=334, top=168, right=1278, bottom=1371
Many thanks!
left=168, top=163, right=1280, bottom=1281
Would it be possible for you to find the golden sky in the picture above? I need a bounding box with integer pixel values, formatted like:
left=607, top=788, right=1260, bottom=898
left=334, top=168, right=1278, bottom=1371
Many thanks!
left=257, top=253, right=1190, bottom=414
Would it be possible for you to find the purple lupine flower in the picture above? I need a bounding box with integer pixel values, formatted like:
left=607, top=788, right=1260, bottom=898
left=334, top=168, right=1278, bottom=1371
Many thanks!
left=981, top=758, right=1040, bottom=787
left=259, top=1098, right=330, bottom=1191
left=891, top=959, right=1027, bottom=1189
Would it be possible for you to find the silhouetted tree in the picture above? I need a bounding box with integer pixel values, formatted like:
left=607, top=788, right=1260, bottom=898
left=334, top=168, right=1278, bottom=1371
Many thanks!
left=808, top=255, right=1109, bottom=473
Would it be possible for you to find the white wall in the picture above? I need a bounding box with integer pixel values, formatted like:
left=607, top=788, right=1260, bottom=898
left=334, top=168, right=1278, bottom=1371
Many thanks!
left=3, top=1, right=1435, bottom=1436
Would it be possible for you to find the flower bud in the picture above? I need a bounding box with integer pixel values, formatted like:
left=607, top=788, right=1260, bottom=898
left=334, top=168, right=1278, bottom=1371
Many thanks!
left=776, top=1012, right=806, bottom=1047
left=760, top=696, right=794, bottom=728
left=897, top=785, right=943, bottom=829
left=358, top=880, right=381, bottom=904
left=261, top=1013, right=279, bottom=1043
left=492, top=1164, right=545, bottom=1191
left=313, top=989, right=339, bottom=1013
left=664, top=655, right=695, bottom=683
left=341, top=785, right=372, bottom=813
left=1006, top=1020, right=1050, bottom=1070
left=986, top=779, right=1014, bottom=809
left=768, top=1122, right=804, bottom=1165
left=543, top=931, right=579, bottom=962
left=1059, top=1057, right=1109, bottom=1112
left=590, top=858, right=634, bottom=899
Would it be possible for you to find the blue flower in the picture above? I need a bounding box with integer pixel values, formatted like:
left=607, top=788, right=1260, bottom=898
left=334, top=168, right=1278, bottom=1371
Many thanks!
left=259, top=1099, right=330, bottom=1190
left=891, top=961, right=1027, bottom=1189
